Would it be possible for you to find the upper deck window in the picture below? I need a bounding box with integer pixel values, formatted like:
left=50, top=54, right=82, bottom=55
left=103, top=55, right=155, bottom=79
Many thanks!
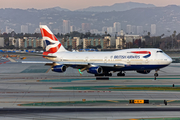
left=157, top=51, right=163, bottom=53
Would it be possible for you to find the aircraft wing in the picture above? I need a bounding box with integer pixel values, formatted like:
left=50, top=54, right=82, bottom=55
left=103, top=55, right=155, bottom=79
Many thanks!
left=52, top=62, right=126, bottom=68
left=21, top=61, right=54, bottom=64
left=8, top=57, right=126, bottom=68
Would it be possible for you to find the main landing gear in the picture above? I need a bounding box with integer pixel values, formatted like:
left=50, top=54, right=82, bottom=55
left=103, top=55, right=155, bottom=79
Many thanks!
left=105, top=72, right=112, bottom=76
left=117, top=71, right=125, bottom=76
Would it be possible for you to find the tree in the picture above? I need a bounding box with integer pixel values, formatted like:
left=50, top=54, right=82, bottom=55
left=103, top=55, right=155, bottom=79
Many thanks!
left=96, top=45, right=101, bottom=49
left=36, top=46, right=43, bottom=50
left=122, top=36, right=126, bottom=49
left=8, top=45, right=15, bottom=49
left=87, top=45, right=95, bottom=49
left=27, top=46, right=32, bottom=49
left=110, top=45, right=116, bottom=49
left=77, top=45, right=83, bottom=49
left=67, top=45, right=72, bottom=51
left=172, top=31, right=177, bottom=49
left=117, top=45, right=122, bottom=49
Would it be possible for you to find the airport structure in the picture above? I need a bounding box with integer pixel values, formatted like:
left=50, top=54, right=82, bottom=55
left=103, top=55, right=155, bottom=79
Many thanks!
left=9, top=37, right=43, bottom=48
left=2, top=34, right=145, bottom=50
left=59, top=36, right=115, bottom=50
left=115, top=30, right=145, bottom=49
left=59, top=37, right=83, bottom=50
left=82, top=37, right=114, bottom=49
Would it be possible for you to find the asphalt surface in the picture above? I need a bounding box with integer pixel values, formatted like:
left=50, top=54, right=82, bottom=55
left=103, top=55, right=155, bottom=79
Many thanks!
left=0, top=55, right=180, bottom=119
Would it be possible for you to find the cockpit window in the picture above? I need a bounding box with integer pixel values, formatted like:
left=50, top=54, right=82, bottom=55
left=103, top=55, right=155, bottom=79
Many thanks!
left=157, top=51, right=163, bottom=53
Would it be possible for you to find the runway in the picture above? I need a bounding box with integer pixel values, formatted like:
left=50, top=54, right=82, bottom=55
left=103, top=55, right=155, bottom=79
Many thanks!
left=0, top=55, right=180, bottom=119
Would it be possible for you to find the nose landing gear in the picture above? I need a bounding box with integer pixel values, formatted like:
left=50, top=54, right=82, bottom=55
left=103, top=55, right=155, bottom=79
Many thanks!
left=154, top=69, right=159, bottom=80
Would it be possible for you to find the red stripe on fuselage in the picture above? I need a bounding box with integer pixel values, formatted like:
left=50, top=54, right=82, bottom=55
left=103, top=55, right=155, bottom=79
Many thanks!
left=131, top=51, right=151, bottom=54
left=40, top=28, right=58, bottom=41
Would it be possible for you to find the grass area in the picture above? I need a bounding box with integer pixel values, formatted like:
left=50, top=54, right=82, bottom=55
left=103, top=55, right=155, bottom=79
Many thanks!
left=18, top=100, right=128, bottom=106
left=17, top=100, right=180, bottom=106
left=109, top=87, right=180, bottom=91
left=124, top=118, right=180, bottom=120
left=21, top=69, right=48, bottom=73
left=50, top=85, right=180, bottom=91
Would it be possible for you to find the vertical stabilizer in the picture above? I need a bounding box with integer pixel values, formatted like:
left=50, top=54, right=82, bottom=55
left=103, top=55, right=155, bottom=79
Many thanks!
left=40, top=25, right=67, bottom=55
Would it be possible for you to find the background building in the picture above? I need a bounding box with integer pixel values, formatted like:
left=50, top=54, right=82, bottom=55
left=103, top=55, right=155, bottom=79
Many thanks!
left=63, top=20, right=70, bottom=34
left=137, top=26, right=143, bottom=35
left=59, top=37, right=83, bottom=50
left=126, top=25, right=132, bottom=34
left=116, top=36, right=126, bottom=49
left=21, top=25, right=28, bottom=34
left=131, top=25, right=136, bottom=34
left=0, top=37, right=4, bottom=47
left=83, top=38, right=108, bottom=49
left=107, top=27, right=113, bottom=34
left=19, top=37, right=43, bottom=48
left=113, top=22, right=121, bottom=33
left=102, top=27, right=107, bottom=33
left=70, top=26, right=76, bottom=32
left=151, top=24, right=156, bottom=35
left=116, top=35, right=145, bottom=49
left=82, top=23, right=91, bottom=33
left=6, top=26, right=14, bottom=33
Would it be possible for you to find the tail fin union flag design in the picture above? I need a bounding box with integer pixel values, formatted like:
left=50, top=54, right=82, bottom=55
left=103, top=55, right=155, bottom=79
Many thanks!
left=40, top=28, right=61, bottom=55
left=131, top=51, right=151, bottom=58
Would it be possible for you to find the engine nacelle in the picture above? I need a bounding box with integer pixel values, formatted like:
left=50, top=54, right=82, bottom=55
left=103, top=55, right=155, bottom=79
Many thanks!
left=137, top=70, right=151, bottom=74
left=52, top=65, right=66, bottom=73
left=87, top=66, right=103, bottom=74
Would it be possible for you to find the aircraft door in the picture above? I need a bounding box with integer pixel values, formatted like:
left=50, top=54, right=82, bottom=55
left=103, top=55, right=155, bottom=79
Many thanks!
left=84, top=57, right=89, bottom=62
left=104, top=57, right=107, bottom=63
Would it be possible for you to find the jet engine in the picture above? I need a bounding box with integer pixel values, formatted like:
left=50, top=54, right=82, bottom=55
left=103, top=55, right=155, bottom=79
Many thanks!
left=87, top=66, right=103, bottom=74
left=52, top=65, right=66, bottom=73
left=136, top=70, right=151, bottom=74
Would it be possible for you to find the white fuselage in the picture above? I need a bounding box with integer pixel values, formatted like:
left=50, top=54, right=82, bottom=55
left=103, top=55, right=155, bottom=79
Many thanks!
left=45, top=48, right=172, bottom=66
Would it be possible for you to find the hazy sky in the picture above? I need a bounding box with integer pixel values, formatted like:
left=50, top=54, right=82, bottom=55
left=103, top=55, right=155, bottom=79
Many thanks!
left=1, top=0, right=180, bottom=10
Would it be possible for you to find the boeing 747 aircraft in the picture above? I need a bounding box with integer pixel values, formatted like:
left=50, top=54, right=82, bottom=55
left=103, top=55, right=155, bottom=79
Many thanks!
left=23, top=25, right=172, bottom=78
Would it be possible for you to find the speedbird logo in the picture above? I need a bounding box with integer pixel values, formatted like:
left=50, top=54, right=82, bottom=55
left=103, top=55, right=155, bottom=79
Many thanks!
left=131, top=51, right=151, bottom=58
left=40, top=28, right=61, bottom=54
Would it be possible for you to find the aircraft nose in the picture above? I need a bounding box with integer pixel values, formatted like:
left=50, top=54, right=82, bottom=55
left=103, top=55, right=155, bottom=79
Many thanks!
left=167, top=56, right=172, bottom=64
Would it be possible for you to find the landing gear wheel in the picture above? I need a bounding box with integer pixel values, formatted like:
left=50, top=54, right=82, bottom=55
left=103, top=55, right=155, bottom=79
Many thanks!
left=105, top=72, right=112, bottom=76
left=117, top=72, right=125, bottom=77
left=154, top=73, right=158, bottom=80
left=154, top=73, right=158, bottom=77
left=109, top=73, right=112, bottom=76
